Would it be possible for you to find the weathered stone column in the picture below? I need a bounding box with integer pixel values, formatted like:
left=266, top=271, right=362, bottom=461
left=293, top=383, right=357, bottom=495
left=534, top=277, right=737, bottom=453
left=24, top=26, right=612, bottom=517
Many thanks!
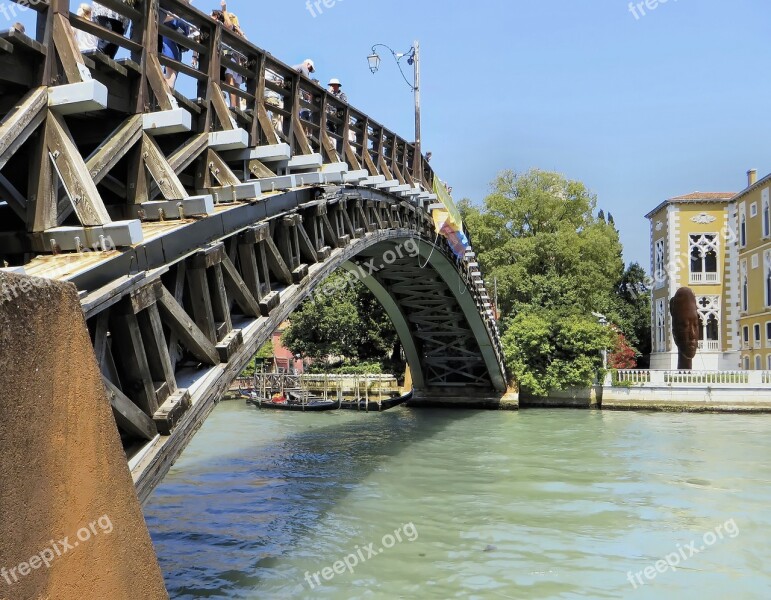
left=0, top=272, right=168, bottom=600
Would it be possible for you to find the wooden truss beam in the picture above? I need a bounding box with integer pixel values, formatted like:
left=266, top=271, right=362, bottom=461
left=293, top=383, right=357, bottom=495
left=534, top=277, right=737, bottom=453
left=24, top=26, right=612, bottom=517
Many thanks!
left=0, top=87, right=47, bottom=172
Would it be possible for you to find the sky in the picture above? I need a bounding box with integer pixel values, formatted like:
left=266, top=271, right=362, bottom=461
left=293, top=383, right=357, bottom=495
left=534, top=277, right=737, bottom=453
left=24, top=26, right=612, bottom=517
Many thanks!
left=10, top=0, right=771, bottom=268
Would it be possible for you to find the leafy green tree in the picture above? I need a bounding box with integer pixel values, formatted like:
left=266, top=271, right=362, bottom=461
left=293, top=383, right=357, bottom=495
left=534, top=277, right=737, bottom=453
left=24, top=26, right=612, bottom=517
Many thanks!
left=613, top=262, right=652, bottom=366
left=502, top=313, right=612, bottom=396
left=281, top=272, right=400, bottom=372
left=462, top=169, right=626, bottom=395
left=240, top=340, right=274, bottom=377
left=461, top=169, right=624, bottom=318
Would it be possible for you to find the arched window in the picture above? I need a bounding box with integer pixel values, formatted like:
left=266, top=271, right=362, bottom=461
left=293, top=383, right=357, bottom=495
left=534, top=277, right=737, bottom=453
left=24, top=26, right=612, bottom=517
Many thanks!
left=741, top=261, right=748, bottom=312
left=767, top=269, right=771, bottom=308
left=696, top=296, right=720, bottom=351
left=763, top=192, right=770, bottom=238
left=654, top=239, right=665, bottom=287
left=689, top=234, right=719, bottom=284
left=656, top=299, right=666, bottom=352
left=740, top=207, right=747, bottom=247
left=743, top=276, right=749, bottom=312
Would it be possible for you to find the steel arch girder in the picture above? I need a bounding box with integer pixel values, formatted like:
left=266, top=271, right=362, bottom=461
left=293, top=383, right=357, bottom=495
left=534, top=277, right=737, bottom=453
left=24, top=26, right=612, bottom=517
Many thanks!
left=414, top=241, right=507, bottom=392
left=340, top=260, right=426, bottom=390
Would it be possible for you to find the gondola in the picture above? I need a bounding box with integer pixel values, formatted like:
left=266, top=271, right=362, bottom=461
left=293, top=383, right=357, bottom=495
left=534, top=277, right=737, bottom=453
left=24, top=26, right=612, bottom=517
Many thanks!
left=245, top=391, right=341, bottom=412
left=339, top=390, right=413, bottom=412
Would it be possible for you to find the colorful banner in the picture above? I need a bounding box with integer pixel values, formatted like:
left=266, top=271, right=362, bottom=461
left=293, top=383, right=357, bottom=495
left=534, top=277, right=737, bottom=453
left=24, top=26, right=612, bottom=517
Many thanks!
left=431, top=178, right=469, bottom=258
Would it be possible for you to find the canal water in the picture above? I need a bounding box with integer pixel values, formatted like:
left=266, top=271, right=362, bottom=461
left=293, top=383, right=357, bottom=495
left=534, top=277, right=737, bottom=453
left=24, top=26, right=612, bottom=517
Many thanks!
left=144, top=402, right=771, bottom=599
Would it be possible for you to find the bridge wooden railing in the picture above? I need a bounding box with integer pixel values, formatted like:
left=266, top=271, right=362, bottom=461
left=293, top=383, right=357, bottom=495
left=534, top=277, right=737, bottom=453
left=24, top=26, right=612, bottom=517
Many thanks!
left=0, top=0, right=435, bottom=251
left=14, top=0, right=433, bottom=183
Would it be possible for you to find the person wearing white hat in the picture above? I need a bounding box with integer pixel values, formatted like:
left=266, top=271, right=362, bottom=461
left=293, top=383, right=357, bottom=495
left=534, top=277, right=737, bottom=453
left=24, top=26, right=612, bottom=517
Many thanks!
left=327, top=78, right=348, bottom=104
left=293, top=59, right=316, bottom=78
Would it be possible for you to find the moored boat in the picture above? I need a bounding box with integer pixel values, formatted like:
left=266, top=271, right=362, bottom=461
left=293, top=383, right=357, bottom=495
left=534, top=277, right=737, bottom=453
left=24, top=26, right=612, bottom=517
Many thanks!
left=246, top=392, right=341, bottom=412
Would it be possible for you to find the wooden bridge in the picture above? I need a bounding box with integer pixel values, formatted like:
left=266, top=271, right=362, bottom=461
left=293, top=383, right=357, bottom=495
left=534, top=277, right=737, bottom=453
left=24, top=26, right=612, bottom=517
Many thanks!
left=0, top=0, right=510, bottom=501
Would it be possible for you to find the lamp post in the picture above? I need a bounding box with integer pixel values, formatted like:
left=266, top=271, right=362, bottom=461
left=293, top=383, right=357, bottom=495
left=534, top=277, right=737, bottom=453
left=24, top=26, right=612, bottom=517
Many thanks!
left=367, top=41, right=422, bottom=183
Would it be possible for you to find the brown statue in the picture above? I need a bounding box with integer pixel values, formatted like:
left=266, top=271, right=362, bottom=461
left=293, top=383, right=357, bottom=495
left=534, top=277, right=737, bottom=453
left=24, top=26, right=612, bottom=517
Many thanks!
left=669, top=287, right=699, bottom=370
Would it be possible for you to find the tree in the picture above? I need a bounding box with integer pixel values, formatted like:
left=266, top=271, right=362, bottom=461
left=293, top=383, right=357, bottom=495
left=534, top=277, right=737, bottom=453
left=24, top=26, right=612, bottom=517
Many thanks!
left=608, top=329, right=638, bottom=369
left=281, top=272, right=400, bottom=372
left=502, top=313, right=612, bottom=396
left=613, top=262, right=652, bottom=366
left=461, top=169, right=624, bottom=319
left=240, top=340, right=274, bottom=377
left=461, top=169, right=626, bottom=395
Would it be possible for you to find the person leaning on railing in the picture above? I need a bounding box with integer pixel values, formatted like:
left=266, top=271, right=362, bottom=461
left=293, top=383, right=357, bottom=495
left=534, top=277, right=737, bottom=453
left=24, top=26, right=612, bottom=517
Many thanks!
left=92, top=0, right=136, bottom=59
left=214, top=1, right=247, bottom=108
left=75, top=4, right=99, bottom=53
left=207, top=2, right=245, bottom=108
left=326, top=78, right=347, bottom=139
left=160, top=0, right=192, bottom=89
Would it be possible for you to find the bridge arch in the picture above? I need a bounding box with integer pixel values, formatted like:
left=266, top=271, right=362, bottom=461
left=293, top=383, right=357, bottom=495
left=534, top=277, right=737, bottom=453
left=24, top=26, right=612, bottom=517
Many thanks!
left=0, top=0, right=509, bottom=500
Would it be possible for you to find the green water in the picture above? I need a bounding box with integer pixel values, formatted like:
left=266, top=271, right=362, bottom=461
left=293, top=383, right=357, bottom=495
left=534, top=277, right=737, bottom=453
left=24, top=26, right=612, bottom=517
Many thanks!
left=144, top=403, right=771, bottom=599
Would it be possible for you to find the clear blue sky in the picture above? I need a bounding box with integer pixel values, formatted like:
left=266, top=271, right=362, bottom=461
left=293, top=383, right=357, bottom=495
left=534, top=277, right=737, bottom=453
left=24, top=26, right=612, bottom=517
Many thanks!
left=15, top=0, right=771, bottom=267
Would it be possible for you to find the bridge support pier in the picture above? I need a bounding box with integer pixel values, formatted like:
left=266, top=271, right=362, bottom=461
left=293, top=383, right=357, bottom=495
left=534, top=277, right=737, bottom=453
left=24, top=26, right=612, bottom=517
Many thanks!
left=410, top=388, right=520, bottom=410
left=0, top=272, right=168, bottom=598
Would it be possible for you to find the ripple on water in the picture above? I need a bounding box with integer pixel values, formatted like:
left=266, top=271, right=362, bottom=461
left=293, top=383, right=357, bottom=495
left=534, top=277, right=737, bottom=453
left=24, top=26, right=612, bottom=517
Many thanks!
left=144, top=404, right=771, bottom=600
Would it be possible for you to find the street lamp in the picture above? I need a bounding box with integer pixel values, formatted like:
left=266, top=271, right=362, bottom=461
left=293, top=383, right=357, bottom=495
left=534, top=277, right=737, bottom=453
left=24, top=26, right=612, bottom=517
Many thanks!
left=367, top=42, right=423, bottom=183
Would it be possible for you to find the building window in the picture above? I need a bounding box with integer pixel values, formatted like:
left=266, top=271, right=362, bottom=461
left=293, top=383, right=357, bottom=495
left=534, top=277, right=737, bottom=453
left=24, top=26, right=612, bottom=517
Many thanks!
left=656, top=299, right=666, bottom=352
left=764, top=189, right=771, bottom=238
left=767, top=354, right=771, bottom=370
left=696, top=296, right=720, bottom=351
left=767, top=322, right=771, bottom=347
left=755, top=324, right=762, bottom=348
left=654, top=239, right=665, bottom=288
left=689, top=234, right=719, bottom=284
left=740, top=203, right=747, bottom=247
left=766, top=251, right=771, bottom=308
left=755, top=355, right=762, bottom=370
left=743, top=326, right=750, bottom=349
left=750, top=202, right=758, bottom=218
left=741, top=260, right=748, bottom=312
left=743, top=355, right=750, bottom=370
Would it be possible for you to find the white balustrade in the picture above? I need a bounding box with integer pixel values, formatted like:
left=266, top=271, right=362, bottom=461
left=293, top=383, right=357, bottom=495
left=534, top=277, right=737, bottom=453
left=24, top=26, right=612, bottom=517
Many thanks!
left=611, top=369, right=771, bottom=387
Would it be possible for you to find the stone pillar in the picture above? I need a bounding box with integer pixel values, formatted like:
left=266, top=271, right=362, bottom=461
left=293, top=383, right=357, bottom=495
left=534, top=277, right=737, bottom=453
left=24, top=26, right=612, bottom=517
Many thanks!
left=0, top=272, right=168, bottom=600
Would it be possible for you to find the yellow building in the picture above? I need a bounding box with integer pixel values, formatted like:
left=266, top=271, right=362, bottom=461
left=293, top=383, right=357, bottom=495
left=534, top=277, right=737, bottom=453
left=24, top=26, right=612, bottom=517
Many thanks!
left=732, top=170, right=771, bottom=371
left=646, top=191, right=738, bottom=370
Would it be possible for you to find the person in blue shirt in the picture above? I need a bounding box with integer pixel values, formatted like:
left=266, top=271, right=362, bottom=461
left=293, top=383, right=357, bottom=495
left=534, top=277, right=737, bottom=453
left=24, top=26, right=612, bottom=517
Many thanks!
left=160, top=4, right=191, bottom=89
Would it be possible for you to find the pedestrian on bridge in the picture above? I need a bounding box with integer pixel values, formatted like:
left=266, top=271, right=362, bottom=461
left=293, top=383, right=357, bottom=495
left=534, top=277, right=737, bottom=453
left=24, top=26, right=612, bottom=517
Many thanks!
left=160, top=1, right=192, bottom=90
left=92, top=0, right=136, bottom=59
left=75, top=5, right=99, bottom=53
left=326, top=78, right=347, bottom=137
left=293, top=58, right=316, bottom=78
left=215, top=1, right=247, bottom=107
